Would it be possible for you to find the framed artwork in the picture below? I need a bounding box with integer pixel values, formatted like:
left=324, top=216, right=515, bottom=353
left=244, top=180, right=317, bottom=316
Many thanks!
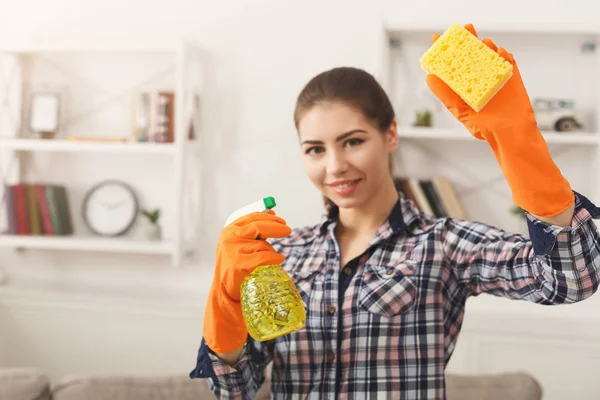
left=29, top=92, right=60, bottom=138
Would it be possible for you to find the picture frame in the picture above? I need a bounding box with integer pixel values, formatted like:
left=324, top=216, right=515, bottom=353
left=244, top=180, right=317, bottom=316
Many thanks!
left=29, top=92, right=61, bottom=139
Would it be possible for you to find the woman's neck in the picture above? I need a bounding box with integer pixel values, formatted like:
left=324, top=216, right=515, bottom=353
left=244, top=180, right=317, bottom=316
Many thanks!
left=335, top=177, right=399, bottom=238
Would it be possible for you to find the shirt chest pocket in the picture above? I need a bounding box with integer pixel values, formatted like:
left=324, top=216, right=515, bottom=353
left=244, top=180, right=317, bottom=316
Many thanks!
left=357, top=261, right=417, bottom=318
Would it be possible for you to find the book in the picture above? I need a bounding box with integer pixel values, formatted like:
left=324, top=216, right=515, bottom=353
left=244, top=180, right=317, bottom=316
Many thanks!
left=395, top=176, right=466, bottom=220
left=4, top=183, right=74, bottom=236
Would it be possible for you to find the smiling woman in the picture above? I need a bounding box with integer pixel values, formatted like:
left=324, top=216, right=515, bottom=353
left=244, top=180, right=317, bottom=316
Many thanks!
left=293, top=67, right=398, bottom=215
left=193, top=59, right=600, bottom=399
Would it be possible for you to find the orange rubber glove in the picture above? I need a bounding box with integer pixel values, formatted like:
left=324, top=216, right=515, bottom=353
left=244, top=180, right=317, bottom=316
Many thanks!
left=203, top=211, right=292, bottom=354
left=426, top=24, right=574, bottom=218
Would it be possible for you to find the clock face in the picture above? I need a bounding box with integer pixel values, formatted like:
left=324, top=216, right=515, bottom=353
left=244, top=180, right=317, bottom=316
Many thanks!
left=83, top=181, right=138, bottom=237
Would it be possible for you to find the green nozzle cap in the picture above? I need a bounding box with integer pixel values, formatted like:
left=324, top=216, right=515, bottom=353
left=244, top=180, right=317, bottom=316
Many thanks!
left=263, top=196, right=276, bottom=209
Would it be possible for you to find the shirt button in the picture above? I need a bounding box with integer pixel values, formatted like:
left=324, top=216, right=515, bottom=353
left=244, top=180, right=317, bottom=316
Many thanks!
left=343, top=267, right=352, bottom=275
left=327, top=305, right=337, bottom=315
left=327, top=352, right=336, bottom=362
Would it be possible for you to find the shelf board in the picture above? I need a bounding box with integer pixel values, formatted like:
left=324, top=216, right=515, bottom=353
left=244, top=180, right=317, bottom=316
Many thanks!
left=398, top=127, right=600, bottom=145
left=0, top=44, right=177, bottom=54
left=384, top=22, right=600, bottom=37
left=0, top=138, right=176, bottom=154
left=0, top=234, right=175, bottom=255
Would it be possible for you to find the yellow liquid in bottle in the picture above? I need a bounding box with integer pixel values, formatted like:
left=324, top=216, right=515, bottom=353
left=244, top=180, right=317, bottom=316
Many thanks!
left=240, top=264, right=306, bottom=342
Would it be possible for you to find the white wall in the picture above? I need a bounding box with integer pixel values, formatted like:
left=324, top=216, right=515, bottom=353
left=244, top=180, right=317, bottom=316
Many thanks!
left=0, top=0, right=600, bottom=396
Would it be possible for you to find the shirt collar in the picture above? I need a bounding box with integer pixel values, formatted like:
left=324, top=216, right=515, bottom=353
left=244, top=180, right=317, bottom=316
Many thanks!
left=317, top=191, right=421, bottom=237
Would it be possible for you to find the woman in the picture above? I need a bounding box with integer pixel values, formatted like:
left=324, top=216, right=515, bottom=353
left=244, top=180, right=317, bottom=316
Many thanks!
left=191, top=24, right=600, bottom=399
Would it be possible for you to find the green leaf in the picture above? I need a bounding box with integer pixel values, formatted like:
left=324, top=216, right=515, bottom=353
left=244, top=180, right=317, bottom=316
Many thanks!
left=140, top=208, right=161, bottom=224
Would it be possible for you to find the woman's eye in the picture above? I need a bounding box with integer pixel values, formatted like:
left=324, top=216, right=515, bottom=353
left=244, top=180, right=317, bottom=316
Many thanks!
left=345, top=138, right=364, bottom=147
left=306, top=146, right=324, bottom=155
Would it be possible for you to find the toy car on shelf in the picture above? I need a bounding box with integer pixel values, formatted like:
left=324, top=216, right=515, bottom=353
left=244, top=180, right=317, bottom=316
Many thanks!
left=533, top=98, right=584, bottom=132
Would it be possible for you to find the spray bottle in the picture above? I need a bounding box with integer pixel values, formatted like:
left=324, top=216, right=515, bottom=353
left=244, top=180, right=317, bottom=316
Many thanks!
left=224, top=196, right=306, bottom=342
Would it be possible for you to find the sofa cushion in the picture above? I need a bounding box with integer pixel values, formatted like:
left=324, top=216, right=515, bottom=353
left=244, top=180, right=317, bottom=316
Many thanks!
left=0, top=368, right=51, bottom=400
left=253, top=371, right=542, bottom=399
left=52, top=374, right=216, bottom=400
left=44, top=369, right=540, bottom=400
left=446, top=372, right=543, bottom=400
left=255, top=370, right=541, bottom=399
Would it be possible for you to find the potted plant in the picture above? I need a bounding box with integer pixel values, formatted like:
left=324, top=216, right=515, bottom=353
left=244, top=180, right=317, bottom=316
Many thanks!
left=510, top=205, right=528, bottom=236
left=140, top=208, right=161, bottom=240
left=413, top=110, right=432, bottom=127
left=510, top=205, right=527, bottom=218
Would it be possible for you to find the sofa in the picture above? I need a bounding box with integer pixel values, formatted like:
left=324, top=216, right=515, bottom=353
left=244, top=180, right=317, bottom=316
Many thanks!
left=0, top=367, right=542, bottom=400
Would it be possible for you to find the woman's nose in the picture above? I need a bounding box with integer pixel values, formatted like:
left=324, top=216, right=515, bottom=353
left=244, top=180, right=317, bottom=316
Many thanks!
left=326, top=150, right=348, bottom=175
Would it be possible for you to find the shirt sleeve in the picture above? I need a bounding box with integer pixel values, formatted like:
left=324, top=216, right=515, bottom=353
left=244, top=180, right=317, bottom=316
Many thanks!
left=189, top=336, right=273, bottom=400
left=188, top=228, right=302, bottom=398
left=442, top=191, right=600, bottom=304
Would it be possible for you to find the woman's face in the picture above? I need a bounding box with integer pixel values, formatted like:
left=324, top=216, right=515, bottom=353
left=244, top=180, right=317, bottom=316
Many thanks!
left=297, top=101, right=398, bottom=211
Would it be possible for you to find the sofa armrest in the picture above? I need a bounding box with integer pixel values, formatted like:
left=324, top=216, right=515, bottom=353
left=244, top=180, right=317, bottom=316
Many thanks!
left=0, top=368, right=51, bottom=400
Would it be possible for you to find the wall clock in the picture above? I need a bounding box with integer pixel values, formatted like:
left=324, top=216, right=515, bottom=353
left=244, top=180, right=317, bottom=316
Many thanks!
left=82, top=180, right=139, bottom=237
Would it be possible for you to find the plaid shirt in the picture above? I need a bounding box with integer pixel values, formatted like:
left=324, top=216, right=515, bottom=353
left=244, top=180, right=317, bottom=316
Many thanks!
left=191, top=191, right=600, bottom=399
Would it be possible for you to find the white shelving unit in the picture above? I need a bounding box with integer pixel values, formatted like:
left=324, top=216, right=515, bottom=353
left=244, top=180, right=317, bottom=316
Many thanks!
left=0, top=234, right=175, bottom=255
left=379, top=22, right=600, bottom=233
left=0, top=42, right=207, bottom=267
left=0, top=138, right=177, bottom=154
left=398, top=127, right=600, bottom=145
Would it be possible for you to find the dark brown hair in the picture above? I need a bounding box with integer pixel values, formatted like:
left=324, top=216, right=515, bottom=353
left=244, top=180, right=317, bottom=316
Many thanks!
left=293, top=67, right=396, bottom=211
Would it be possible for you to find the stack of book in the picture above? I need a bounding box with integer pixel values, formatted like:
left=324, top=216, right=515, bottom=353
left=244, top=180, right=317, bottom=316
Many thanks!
left=131, top=91, right=176, bottom=143
left=394, top=176, right=466, bottom=219
left=4, top=183, right=73, bottom=236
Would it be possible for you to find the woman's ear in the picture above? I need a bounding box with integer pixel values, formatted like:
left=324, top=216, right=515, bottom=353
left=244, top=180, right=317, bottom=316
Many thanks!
left=385, top=119, right=399, bottom=152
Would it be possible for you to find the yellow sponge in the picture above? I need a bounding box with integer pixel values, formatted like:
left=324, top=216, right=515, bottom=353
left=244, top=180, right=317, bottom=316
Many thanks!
left=419, top=23, right=513, bottom=112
